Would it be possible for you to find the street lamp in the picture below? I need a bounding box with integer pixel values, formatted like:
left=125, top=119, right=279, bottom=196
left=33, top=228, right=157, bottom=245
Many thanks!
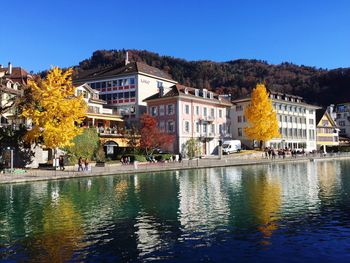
left=7, top=147, right=13, bottom=173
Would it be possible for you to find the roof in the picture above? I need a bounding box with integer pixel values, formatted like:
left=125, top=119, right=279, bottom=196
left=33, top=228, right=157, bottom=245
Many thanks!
left=316, top=109, right=338, bottom=127
left=73, top=62, right=175, bottom=83
left=0, top=67, right=31, bottom=85
left=143, top=84, right=232, bottom=106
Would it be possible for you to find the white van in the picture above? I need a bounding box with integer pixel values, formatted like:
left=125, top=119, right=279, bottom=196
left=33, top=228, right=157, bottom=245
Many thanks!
left=222, top=140, right=241, bottom=154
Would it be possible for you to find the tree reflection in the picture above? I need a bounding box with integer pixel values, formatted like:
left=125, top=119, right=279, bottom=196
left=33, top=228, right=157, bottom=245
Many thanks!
left=246, top=168, right=281, bottom=245
left=27, top=197, right=84, bottom=263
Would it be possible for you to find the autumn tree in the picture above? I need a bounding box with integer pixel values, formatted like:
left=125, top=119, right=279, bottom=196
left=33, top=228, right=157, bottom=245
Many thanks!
left=140, top=113, right=173, bottom=156
left=185, top=138, right=201, bottom=159
left=21, top=67, right=87, bottom=149
left=244, top=83, right=280, bottom=148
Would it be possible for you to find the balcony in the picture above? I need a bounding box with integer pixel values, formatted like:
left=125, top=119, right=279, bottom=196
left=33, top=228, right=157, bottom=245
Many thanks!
left=97, top=127, right=123, bottom=137
left=199, top=116, right=215, bottom=123
left=199, top=132, right=215, bottom=141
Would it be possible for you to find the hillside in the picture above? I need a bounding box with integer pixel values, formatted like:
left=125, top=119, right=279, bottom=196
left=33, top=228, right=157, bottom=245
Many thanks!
left=76, top=49, right=350, bottom=107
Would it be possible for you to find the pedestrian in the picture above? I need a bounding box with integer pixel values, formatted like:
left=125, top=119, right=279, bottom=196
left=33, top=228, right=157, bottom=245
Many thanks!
left=84, top=159, right=89, bottom=171
left=78, top=157, right=83, bottom=171
left=179, top=153, right=182, bottom=163
left=59, top=155, right=65, bottom=171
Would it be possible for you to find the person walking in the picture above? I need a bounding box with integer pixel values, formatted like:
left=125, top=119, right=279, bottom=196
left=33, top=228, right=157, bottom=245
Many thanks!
left=179, top=153, right=182, bottom=163
left=78, top=157, right=83, bottom=171
left=84, top=159, right=89, bottom=171
left=59, top=155, right=65, bottom=171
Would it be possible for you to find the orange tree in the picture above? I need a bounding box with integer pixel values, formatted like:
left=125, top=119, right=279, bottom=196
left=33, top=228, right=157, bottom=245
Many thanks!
left=21, top=67, right=87, bottom=149
left=140, top=113, right=173, bottom=156
left=244, top=83, right=280, bottom=148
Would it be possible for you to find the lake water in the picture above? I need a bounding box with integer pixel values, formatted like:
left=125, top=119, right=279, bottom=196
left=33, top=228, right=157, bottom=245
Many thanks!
left=1, top=160, right=350, bottom=262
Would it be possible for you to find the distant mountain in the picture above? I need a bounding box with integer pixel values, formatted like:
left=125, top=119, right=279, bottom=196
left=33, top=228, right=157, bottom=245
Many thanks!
left=76, top=49, right=350, bottom=107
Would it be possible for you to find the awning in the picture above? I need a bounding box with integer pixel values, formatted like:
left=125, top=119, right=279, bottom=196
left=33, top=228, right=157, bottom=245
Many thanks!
left=86, top=113, right=123, bottom=122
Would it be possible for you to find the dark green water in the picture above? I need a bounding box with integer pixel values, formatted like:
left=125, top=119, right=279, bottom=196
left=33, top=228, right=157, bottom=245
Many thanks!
left=1, top=160, right=350, bottom=262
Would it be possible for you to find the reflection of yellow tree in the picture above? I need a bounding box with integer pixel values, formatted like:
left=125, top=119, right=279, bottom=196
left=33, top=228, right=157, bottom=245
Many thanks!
left=115, top=180, right=128, bottom=200
left=317, top=161, right=337, bottom=196
left=248, top=174, right=281, bottom=245
left=30, top=197, right=84, bottom=263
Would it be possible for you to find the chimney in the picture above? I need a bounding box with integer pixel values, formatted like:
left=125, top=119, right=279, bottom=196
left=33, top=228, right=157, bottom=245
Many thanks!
left=125, top=51, right=129, bottom=65
left=8, top=62, right=12, bottom=75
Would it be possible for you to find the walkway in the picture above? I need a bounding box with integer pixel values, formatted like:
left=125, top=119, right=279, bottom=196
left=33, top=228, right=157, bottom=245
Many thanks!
left=1, top=152, right=350, bottom=185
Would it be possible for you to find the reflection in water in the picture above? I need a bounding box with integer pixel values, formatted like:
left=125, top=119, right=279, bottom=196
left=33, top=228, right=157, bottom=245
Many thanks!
left=29, top=197, right=84, bottom=263
left=0, top=160, right=350, bottom=262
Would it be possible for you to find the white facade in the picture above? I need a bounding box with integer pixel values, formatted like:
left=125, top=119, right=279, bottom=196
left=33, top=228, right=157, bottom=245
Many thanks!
left=335, top=103, right=350, bottom=137
left=231, top=92, right=319, bottom=151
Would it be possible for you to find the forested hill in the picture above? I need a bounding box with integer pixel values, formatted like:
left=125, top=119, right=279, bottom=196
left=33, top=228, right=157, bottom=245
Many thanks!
left=76, top=49, right=350, bottom=107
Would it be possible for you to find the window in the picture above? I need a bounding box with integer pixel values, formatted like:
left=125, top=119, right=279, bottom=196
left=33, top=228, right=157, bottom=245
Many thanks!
left=102, top=82, right=106, bottom=88
left=243, top=116, right=246, bottom=122
left=159, top=105, right=165, bottom=116
left=113, top=80, right=118, bottom=86
left=219, top=109, right=222, bottom=118
left=211, top=124, right=215, bottom=133
left=322, top=120, right=329, bottom=126
left=203, top=90, right=207, bottom=98
left=157, top=81, right=163, bottom=88
left=159, top=121, right=165, bottom=131
left=309, top=109, right=314, bottom=114
left=167, top=104, right=174, bottom=115
left=211, top=108, right=215, bottom=117
left=279, top=115, right=282, bottom=122
left=167, top=121, right=174, bottom=133
left=96, top=82, right=101, bottom=89
left=195, top=89, right=199, bottom=96
left=107, top=81, right=112, bottom=88
left=284, top=116, right=287, bottom=122
left=124, top=92, right=130, bottom=99
left=289, top=116, right=293, bottom=123
left=113, top=93, right=118, bottom=99
left=130, top=91, right=136, bottom=98
left=238, top=116, right=242, bottom=123
left=196, top=106, right=200, bottom=115
left=236, top=105, right=243, bottom=111
left=184, top=121, right=190, bottom=132
left=204, top=107, right=207, bottom=116
left=203, top=123, right=207, bottom=133
left=118, top=79, right=123, bottom=86
left=238, top=128, right=242, bottom=137
left=219, top=124, right=223, bottom=134
left=151, top=106, right=157, bottom=116
left=196, top=122, right=200, bottom=133
left=90, top=83, right=96, bottom=89
left=339, top=121, right=345, bottom=126
left=130, top=78, right=135, bottom=85
left=289, top=128, right=293, bottom=137
left=118, top=93, right=124, bottom=99
left=185, top=104, right=190, bottom=114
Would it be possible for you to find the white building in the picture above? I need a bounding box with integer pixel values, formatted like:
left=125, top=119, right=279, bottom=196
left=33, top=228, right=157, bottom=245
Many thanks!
left=231, top=91, right=320, bottom=151
left=144, top=84, right=232, bottom=155
left=73, top=58, right=177, bottom=125
left=334, top=103, right=350, bottom=137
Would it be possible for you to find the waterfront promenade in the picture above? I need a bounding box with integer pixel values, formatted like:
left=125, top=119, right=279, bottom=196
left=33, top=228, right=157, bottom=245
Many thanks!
left=1, top=152, right=350, bottom=185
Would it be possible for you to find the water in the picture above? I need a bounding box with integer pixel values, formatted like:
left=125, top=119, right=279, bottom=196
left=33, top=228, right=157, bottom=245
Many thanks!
left=1, top=160, right=350, bottom=262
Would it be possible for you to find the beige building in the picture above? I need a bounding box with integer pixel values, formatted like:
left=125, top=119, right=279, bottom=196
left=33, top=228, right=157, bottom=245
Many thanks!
left=231, top=90, right=320, bottom=151
left=316, top=109, right=339, bottom=151
left=73, top=55, right=177, bottom=125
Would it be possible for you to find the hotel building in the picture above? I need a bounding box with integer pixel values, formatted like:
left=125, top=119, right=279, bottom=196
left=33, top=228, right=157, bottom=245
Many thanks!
left=334, top=103, right=350, bottom=137
left=144, top=84, right=232, bottom=155
left=231, top=90, right=320, bottom=151
left=73, top=59, right=177, bottom=125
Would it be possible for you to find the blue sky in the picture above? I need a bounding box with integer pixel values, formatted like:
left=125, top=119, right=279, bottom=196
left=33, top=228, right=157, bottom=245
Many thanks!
left=1, top=0, right=349, bottom=72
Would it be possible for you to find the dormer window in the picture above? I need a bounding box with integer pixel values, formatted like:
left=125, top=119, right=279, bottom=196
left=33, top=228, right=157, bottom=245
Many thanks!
left=203, top=89, right=207, bottom=98
left=195, top=89, right=199, bottom=96
left=209, top=92, right=213, bottom=99
left=184, top=88, right=188, bottom=94
left=270, top=94, right=274, bottom=99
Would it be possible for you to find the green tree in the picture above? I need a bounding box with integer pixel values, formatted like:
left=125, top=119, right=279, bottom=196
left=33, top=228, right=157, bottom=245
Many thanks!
left=185, top=138, right=201, bottom=159
left=64, top=128, right=99, bottom=163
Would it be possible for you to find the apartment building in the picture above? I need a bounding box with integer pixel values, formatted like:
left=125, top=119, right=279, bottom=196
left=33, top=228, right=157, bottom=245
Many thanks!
left=144, top=84, right=232, bottom=155
left=73, top=57, right=177, bottom=125
left=231, top=91, right=320, bottom=151
left=334, top=103, right=350, bottom=137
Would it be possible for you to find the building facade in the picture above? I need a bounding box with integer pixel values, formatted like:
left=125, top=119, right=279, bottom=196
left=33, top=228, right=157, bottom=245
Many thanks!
left=316, top=109, right=339, bottom=151
left=144, top=85, right=232, bottom=156
left=231, top=91, right=319, bottom=151
left=334, top=103, right=350, bottom=138
left=73, top=60, right=177, bottom=125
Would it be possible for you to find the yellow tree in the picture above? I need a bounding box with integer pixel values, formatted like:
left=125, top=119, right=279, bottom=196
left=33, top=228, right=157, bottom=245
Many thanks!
left=244, top=83, right=280, bottom=148
left=21, top=67, right=87, bottom=149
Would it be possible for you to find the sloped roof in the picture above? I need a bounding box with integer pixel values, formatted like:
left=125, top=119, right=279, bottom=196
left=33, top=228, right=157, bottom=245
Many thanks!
left=0, top=67, right=31, bottom=85
left=73, top=62, right=175, bottom=83
left=316, top=109, right=337, bottom=127
left=144, top=84, right=232, bottom=106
